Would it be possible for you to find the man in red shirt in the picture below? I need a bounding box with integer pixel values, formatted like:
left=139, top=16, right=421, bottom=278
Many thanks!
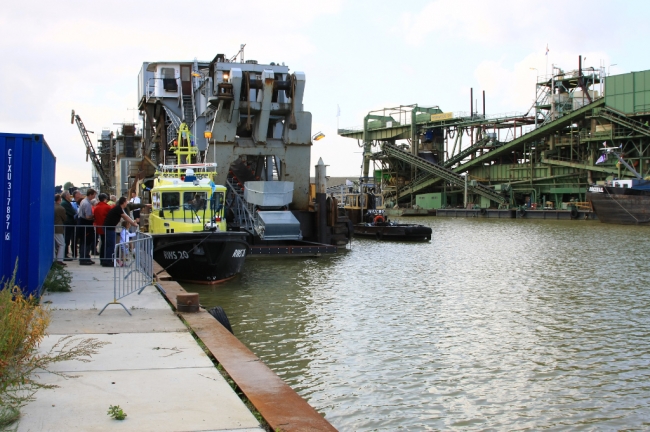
left=93, top=193, right=113, bottom=262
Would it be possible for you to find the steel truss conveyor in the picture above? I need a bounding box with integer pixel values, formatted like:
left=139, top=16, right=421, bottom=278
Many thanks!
left=452, top=98, right=605, bottom=174
left=382, top=142, right=505, bottom=204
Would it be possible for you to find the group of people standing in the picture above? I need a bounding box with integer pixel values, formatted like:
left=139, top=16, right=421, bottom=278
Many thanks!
left=54, top=189, right=149, bottom=267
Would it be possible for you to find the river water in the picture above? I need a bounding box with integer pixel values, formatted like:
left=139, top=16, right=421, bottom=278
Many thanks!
left=184, top=218, right=650, bottom=431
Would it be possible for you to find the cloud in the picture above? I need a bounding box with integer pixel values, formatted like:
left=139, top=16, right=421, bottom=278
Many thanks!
left=0, top=0, right=342, bottom=185
left=474, top=49, right=611, bottom=113
left=395, top=0, right=545, bottom=46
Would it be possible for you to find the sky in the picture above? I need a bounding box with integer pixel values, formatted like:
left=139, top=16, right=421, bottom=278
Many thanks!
left=1, top=0, right=649, bottom=186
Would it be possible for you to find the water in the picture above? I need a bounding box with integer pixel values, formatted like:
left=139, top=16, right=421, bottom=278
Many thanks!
left=184, top=218, right=650, bottom=430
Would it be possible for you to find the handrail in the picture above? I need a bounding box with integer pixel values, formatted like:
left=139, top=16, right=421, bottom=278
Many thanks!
left=226, top=178, right=257, bottom=233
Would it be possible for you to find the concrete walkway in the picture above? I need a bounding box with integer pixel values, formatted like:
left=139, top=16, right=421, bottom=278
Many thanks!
left=18, top=261, right=263, bottom=432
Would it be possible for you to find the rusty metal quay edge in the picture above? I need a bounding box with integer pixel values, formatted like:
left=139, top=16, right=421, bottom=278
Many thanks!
left=153, top=262, right=337, bottom=432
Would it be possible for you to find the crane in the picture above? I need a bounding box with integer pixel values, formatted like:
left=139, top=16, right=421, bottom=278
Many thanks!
left=71, top=110, right=112, bottom=189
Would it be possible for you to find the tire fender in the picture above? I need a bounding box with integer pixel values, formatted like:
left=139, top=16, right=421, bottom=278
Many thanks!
left=207, top=306, right=234, bottom=334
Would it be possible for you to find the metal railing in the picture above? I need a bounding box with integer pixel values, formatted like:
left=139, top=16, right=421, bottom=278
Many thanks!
left=53, top=225, right=154, bottom=316
left=226, top=178, right=257, bottom=233
left=99, top=231, right=153, bottom=316
left=54, top=224, right=126, bottom=264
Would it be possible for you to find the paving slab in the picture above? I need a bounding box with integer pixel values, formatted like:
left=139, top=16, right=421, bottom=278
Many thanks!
left=17, top=368, right=262, bottom=432
left=40, top=332, right=214, bottom=372
left=42, top=284, right=171, bottom=310
left=46, top=309, right=187, bottom=334
left=17, top=262, right=265, bottom=432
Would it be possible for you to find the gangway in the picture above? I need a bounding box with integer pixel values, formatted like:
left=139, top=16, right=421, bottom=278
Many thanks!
left=595, top=108, right=650, bottom=137
left=71, top=110, right=112, bottom=189
left=443, top=135, right=494, bottom=168
left=382, top=143, right=505, bottom=204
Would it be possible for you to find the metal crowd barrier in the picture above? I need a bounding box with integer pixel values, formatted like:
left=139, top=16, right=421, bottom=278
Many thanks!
left=99, top=231, right=154, bottom=316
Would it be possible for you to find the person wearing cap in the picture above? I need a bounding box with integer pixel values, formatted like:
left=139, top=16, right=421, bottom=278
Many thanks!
left=93, top=193, right=113, bottom=262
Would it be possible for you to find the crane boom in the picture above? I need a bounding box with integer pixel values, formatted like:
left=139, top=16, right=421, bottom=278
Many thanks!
left=71, top=109, right=112, bottom=189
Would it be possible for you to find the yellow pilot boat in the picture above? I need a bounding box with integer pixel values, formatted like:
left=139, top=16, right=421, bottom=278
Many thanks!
left=149, top=124, right=248, bottom=284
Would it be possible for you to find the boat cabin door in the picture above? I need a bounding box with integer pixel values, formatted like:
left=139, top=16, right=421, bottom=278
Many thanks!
left=180, top=65, right=192, bottom=95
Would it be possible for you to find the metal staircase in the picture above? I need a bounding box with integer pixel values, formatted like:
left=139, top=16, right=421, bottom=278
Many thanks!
left=181, top=95, right=194, bottom=125
left=163, top=106, right=182, bottom=146
left=382, top=143, right=505, bottom=204
left=597, top=108, right=650, bottom=137
left=226, top=178, right=257, bottom=233
left=71, top=110, right=112, bottom=188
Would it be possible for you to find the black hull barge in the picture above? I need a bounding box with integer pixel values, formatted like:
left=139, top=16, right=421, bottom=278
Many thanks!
left=353, top=222, right=432, bottom=241
left=152, top=231, right=249, bottom=284
left=587, top=185, right=650, bottom=225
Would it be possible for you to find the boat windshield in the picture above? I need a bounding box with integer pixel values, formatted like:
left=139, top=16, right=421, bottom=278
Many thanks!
left=162, top=192, right=180, bottom=208
left=212, top=192, right=224, bottom=211
left=183, top=192, right=207, bottom=210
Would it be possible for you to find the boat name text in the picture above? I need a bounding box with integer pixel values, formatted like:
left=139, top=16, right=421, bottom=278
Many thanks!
left=588, top=186, right=604, bottom=193
left=163, top=250, right=190, bottom=260
left=232, top=249, right=246, bottom=258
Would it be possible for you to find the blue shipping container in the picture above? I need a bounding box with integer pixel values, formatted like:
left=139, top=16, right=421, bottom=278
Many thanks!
left=0, top=133, right=56, bottom=297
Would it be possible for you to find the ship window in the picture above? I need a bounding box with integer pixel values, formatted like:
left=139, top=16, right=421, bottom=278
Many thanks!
left=212, top=192, right=224, bottom=211
left=162, top=192, right=180, bottom=209
left=183, top=191, right=207, bottom=210
left=152, top=193, right=161, bottom=209
left=162, top=68, right=177, bottom=92
left=181, top=67, right=190, bottom=81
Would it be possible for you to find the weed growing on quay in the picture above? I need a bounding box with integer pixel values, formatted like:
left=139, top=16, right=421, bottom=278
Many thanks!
left=107, top=405, right=127, bottom=420
left=0, top=275, right=109, bottom=428
left=43, top=263, right=72, bottom=293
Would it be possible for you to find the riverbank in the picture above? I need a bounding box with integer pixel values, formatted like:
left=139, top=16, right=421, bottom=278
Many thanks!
left=16, top=262, right=264, bottom=431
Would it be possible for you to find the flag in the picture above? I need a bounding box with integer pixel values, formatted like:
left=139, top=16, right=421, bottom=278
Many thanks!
left=545, top=44, right=549, bottom=56
left=596, top=154, right=607, bottom=164
left=337, top=104, right=340, bottom=117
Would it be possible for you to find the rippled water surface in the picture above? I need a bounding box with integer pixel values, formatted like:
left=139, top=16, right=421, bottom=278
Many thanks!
left=185, top=218, right=650, bottom=430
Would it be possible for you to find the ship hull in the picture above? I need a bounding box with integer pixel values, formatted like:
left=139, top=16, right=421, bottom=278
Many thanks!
left=152, top=231, right=249, bottom=284
left=587, top=186, right=650, bottom=225
left=353, top=223, right=432, bottom=241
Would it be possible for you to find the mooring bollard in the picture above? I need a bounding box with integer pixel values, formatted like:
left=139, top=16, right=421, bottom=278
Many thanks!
left=176, top=293, right=200, bottom=313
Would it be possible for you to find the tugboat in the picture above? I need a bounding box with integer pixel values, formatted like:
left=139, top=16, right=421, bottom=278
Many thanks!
left=587, top=147, right=650, bottom=225
left=344, top=192, right=432, bottom=241
left=149, top=125, right=249, bottom=283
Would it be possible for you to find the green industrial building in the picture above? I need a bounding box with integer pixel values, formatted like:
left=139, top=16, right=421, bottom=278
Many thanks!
left=339, top=61, right=650, bottom=210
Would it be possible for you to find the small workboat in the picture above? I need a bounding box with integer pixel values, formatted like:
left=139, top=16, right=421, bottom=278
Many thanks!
left=344, top=192, right=432, bottom=241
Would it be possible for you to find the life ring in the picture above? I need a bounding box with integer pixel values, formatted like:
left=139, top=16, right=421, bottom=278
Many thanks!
left=373, top=215, right=385, bottom=224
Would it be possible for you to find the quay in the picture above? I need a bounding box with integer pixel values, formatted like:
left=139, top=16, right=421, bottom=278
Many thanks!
left=17, top=261, right=335, bottom=432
